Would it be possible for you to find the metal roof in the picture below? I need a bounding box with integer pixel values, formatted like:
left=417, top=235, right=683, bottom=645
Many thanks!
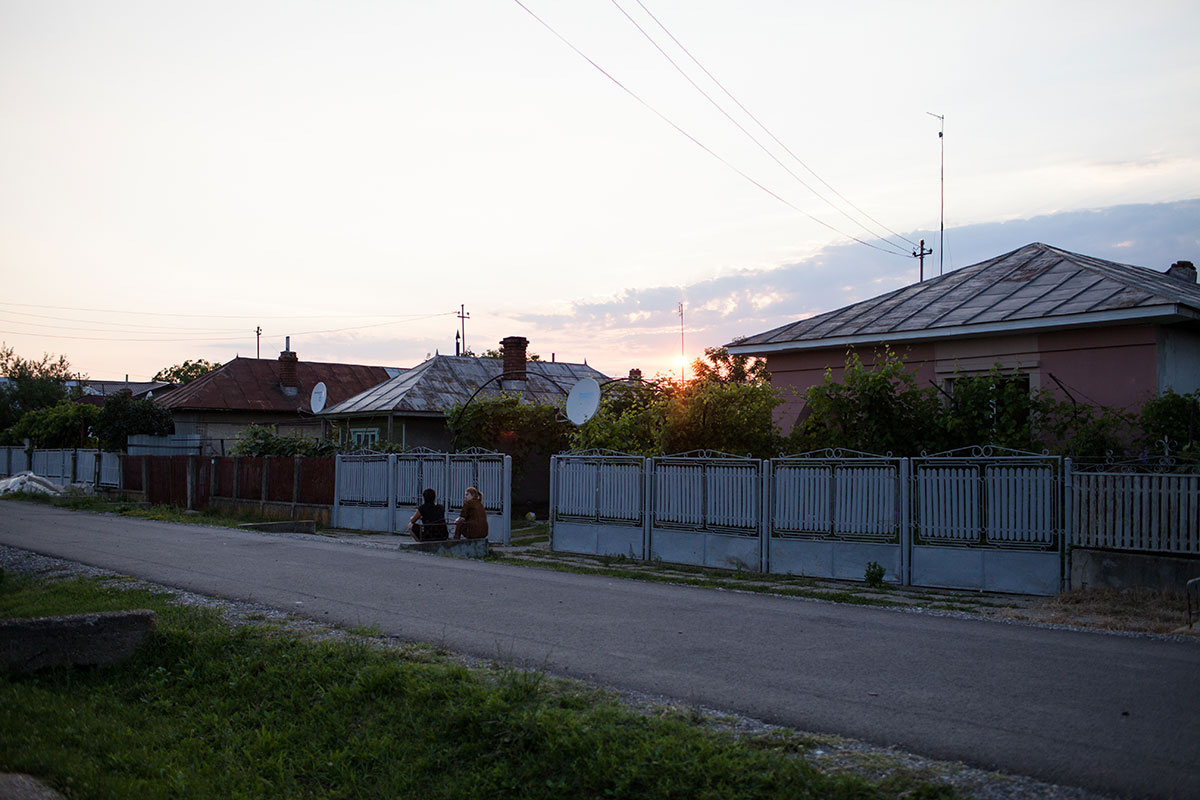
left=728, top=243, right=1200, bottom=354
left=155, top=357, right=396, bottom=413
left=323, top=355, right=609, bottom=417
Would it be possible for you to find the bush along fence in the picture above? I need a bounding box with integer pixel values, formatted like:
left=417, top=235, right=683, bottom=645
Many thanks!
left=549, top=447, right=1200, bottom=596
left=333, top=448, right=512, bottom=545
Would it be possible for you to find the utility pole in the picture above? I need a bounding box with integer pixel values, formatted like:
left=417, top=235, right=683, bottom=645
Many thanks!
left=927, top=112, right=945, bottom=275
left=256, top=326, right=262, bottom=359
left=457, top=305, right=470, bottom=355
left=913, top=239, right=932, bottom=282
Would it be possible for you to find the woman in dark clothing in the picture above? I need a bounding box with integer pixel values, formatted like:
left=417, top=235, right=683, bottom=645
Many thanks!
left=409, top=488, right=448, bottom=541
left=453, top=487, right=489, bottom=540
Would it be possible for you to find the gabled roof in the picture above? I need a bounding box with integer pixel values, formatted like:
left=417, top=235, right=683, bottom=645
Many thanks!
left=728, top=243, right=1200, bottom=354
left=71, top=380, right=173, bottom=399
left=323, top=355, right=609, bottom=417
left=155, top=357, right=398, bottom=413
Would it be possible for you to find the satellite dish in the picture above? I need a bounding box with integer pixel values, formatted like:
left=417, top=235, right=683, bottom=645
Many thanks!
left=310, top=381, right=328, bottom=414
left=565, top=377, right=600, bottom=425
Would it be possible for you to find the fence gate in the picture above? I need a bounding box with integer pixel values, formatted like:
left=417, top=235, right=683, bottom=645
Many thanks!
left=335, top=449, right=511, bottom=544
left=769, top=450, right=906, bottom=583
left=550, top=451, right=647, bottom=558
left=648, top=452, right=765, bottom=572
left=911, top=447, right=1063, bottom=595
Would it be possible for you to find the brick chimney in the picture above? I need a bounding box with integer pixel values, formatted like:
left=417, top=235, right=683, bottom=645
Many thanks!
left=279, top=336, right=299, bottom=397
left=501, top=336, right=528, bottom=381
left=1166, top=260, right=1197, bottom=284
left=628, top=368, right=643, bottom=382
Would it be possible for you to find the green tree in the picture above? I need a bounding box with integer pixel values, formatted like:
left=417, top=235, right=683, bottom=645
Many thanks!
left=153, top=359, right=220, bottom=384
left=447, top=394, right=570, bottom=464
left=0, top=346, right=77, bottom=442
left=231, top=425, right=338, bottom=457
left=1135, top=388, right=1200, bottom=459
left=9, top=401, right=99, bottom=449
left=942, top=366, right=1066, bottom=452
left=787, top=348, right=944, bottom=456
left=689, top=344, right=768, bottom=385
left=94, top=392, right=175, bottom=451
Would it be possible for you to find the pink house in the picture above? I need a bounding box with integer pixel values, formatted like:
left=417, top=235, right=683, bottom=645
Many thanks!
left=727, top=243, right=1200, bottom=431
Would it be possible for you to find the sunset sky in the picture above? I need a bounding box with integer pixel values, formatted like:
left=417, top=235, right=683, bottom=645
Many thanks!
left=2, top=0, right=1197, bottom=383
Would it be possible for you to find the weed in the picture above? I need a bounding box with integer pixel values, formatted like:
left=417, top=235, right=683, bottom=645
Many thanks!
left=864, top=561, right=886, bottom=588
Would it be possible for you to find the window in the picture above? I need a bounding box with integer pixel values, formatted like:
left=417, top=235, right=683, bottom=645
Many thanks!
left=350, top=428, right=380, bottom=447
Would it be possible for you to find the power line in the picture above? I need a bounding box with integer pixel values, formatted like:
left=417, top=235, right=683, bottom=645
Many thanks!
left=615, top=0, right=916, bottom=253
left=0, top=300, right=440, bottom=321
left=510, top=0, right=911, bottom=258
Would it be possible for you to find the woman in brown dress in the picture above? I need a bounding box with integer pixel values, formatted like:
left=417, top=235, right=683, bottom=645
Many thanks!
left=453, top=487, right=489, bottom=540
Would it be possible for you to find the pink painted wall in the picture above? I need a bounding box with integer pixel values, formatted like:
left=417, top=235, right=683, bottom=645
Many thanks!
left=763, top=324, right=1163, bottom=432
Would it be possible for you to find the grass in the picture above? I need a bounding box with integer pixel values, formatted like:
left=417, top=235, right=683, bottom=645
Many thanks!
left=0, top=569, right=958, bottom=800
left=1, top=492, right=306, bottom=530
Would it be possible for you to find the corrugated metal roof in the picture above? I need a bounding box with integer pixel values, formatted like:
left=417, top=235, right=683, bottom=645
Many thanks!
left=155, top=357, right=396, bottom=413
left=730, top=243, right=1200, bottom=351
left=323, top=355, right=609, bottom=416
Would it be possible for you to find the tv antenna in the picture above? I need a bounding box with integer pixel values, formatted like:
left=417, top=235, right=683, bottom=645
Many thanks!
left=256, top=326, right=262, bottom=359
left=678, top=302, right=686, bottom=382
left=927, top=112, right=944, bottom=276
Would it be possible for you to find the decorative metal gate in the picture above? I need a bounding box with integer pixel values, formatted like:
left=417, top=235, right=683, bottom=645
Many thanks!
left=550, top=451, right=646, bottom=558
left=648, top=452, right=765, bottom=572
left=910, top=447, right=1063, bottom=594
left=769, top=450, right=906, bottom=583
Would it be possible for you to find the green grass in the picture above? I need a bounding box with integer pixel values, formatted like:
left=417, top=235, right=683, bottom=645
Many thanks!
left=0, top=570, right=956, bottom=799
left=1, top=492, right=303, bottom=530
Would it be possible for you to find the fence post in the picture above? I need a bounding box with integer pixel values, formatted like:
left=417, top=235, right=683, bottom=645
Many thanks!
left=93, top=452, right=102, bottom=489
left=209, top=458, right=217, bottom=500
left=387, top=453, right=397, bottom=534
left=261, top=456, right=270, bottom=513
left=141, top=457, right=150, bottom=503
left=1063, top=457, right=1073, bottom=591
left=501, top=454, right=512, bottom=545
left=548, top=455, right=558, bottom=551
left=643, top=458, right=654, bottom=561
left=760, top=460, right=770, bottom=573
left=232, top=457, right=240, bottom=502
left=186, top=455, right=197, bottom=510
left=332, top=454, right=342, bottom=529
left=900, top=457, right=911, bottom=586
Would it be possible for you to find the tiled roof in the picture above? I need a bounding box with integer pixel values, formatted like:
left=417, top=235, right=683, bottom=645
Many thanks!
left=324, top=355, right=609, bottom=416
left=155, top=357, right=397, bottom=413
left=729, top=243, right=1200, bottom=352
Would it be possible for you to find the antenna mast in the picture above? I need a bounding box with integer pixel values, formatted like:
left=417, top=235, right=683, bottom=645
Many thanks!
left=927, top=112, right=944, bottom=275
left=256, top=326, right=262, bottom=359
left=457, top=305, right=470, bottom=355
left=678, top=302, right=686, bottom=383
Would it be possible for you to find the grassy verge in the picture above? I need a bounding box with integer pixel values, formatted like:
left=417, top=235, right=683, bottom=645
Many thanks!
left=0, top=570, right=955, bottom=799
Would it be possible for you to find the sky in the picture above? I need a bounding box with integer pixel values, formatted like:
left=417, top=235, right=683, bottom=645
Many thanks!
left=1, top=0, right=1198, bottom=384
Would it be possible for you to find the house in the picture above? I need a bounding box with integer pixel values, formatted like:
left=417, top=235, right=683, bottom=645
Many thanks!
left=321, top=336, right=609, bottom=449
left=154, top=340, right=401, bottom=454
left=727, top=243, right=1200, bottom=430
left=69, top=379, right=175, bottom=408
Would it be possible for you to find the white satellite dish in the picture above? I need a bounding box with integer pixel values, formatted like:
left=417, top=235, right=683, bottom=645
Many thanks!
left=565, top=377, right=600, bottom=426
left=310, top=381, right=328, bottom=414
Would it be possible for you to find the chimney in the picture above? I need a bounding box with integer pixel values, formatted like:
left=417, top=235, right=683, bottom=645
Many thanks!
left=279, top=336, right=299, bottom=397
left=1166, top=260, right=1197, bottom=284
left=628, top=368, right=643, bottom=383
left=501, top=336, right=528, bottom=381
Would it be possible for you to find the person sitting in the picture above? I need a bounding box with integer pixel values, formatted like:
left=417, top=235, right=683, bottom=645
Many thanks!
left=453, top=487, right=489, bottom=540
left=408, top=488, right=448, bottom=542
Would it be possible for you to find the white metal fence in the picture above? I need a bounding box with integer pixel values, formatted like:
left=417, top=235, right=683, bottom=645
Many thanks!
left=0, top=446, right=29, bottom=477
left=550, top=451, right=646, bottom=558
left=1072, top=471, right=1200, bottom=555
left=334, top=449, right=512, bottom=544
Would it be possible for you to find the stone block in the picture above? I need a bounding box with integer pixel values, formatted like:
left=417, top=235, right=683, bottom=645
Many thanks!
left=0, top=610, right=157, bottom=674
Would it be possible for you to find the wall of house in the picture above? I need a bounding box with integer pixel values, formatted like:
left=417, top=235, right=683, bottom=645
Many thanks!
left=171, top=411, right=328, bottom=454
left=763, top=323, right=1166, bottom=433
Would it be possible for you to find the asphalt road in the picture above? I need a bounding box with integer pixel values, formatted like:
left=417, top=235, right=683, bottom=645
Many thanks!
left=2, top=502, right=1197, bottom=799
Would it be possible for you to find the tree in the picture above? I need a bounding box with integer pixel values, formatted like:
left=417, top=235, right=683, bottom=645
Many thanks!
left=9, top=401, right=99, bottom=449
left=230, top=425, right=338, bottom=457
left=153, top=359, right=220, bottom=384
left=689, top=345, right=768, bottom=385
left=447, top=394, right=570, bottom=465
left=94, top=392, right=175, bottom=452
left=0, top=345, right=77, bottom=442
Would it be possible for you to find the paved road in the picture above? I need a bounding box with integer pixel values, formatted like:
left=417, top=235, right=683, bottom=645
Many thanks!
left=2, top=503, right=1197, bottom=799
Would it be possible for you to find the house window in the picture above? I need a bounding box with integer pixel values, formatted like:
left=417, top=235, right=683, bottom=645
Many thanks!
left=350, top=428, right=380, bottom=447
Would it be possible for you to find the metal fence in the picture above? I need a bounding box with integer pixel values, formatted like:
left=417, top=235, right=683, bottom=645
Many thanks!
left=334, top=449, right=512, bottom=544
left=0, top=446, right=29, bottom=477
left=550, top=451, right=646, bottom=558
left=1073, top=470, right=1200, bottom=555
